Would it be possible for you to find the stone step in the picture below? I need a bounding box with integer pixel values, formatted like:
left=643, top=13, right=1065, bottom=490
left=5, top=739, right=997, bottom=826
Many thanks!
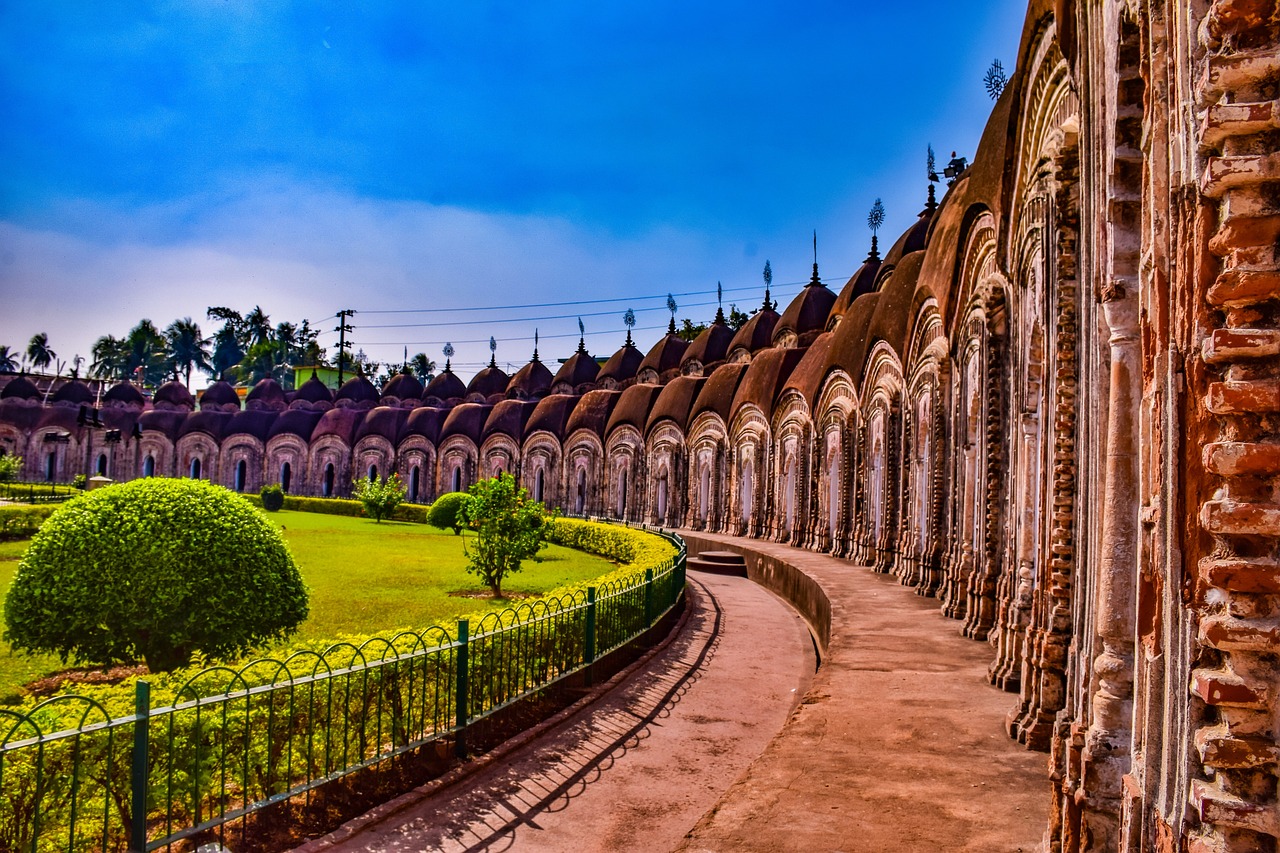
left=688, top=551, right=748, bottom=577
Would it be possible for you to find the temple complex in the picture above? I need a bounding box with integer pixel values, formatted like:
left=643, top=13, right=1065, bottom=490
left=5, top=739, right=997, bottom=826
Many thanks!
left=3, top=0, right=1280, bottom=849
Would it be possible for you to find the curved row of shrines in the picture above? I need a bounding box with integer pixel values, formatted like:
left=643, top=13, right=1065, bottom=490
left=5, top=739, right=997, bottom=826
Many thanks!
left=5, top=1, right=1280, bottom=849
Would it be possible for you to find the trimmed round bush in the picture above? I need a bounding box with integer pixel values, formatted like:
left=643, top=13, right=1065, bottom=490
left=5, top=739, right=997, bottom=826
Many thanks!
left=260, top=483, right=285, bottom=511
left=4, top=478, right=309, bottom=672
left=426, top=491, right=469, bottom=534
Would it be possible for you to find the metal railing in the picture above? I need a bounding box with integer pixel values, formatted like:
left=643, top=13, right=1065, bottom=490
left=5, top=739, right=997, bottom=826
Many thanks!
left=0, top=522, right=686, bottom=852
left=0, top=484, right=77, bottom=505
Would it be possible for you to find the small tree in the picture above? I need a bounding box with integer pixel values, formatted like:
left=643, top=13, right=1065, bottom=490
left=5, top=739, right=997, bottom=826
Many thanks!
left=0, top=454, right=21, bottom=483
left=427, top=491, right=469, bottom=534
left=260, top=483, right=285, bottom=511
left=3, top=478, right=308, bottom=672
left=460, top=472, right=551, bottom=597
left=353, top=472, right=405, bottom=522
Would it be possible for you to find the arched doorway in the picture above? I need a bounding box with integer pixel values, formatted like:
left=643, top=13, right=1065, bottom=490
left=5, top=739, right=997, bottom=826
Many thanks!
left=190, top=458, right=201, bottom=479
left=323, top=463, right=335, bottom=497
left=280, top=461, right=292, bottom=493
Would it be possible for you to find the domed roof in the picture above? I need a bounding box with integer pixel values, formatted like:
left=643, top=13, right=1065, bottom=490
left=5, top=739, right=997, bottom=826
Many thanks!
left=245, top=378, right=287, bottom=411
left=525, top=394, right=579, bottom=439
left=730, top=346, right=807, bottom=421
left=267, top=409, right=324, bottom=442
left=822, top=292, right=880, bottom=386
left=483, top=399, right=536, bottom=442
left=440, top=402, right=492, bottom=444
left=782, top=331, right=838, bottom=410
left=597, top=340, right=644, bottom=389
left=0, top=375, right=40, bottom=401
left=0, top=399, right=44, bottom=430
left=607, top=383, right=664, bottom=435
left=50, top=380, right=94, bottom=407
left=293, top=370, right=334, bottom=405
left=36, top=405, right=80, bottom=433
left=381, top=371, right=425, bottom=403
left=689, top=362, right=750, bottom=424
left=726, top=303, right=780, bottom=359
left=355, top=406, right=409, bottom=444
left=638, top=331, right=687, bottom=382
left=177, top=410, right=232, bottom=441
left=466, top=364, right=510, bottom=402
left=566, top=389, right=622, bottom=437
left=680, top=315, right=734, bottom=374
left=425, top=367, right=468, bottom=405
left=153, top=380, right=196, bottom=411
left=774, top=264, right=836, bottom=348
left=224, top=409, right=277, bottom=443
left=551, top=345, right=600, bottom=394
left=199, top=380, right=241, bottom=412
left=828, top=251, right=883, bottom=329
left=505, top=358, right=553, bottom=400
left=333, top=374, right=380, bottom=409
left=137, top=409, right=187, bottom=441
left=400, top=406, right=447, bottom=444
left=646, top=375, right=706, bottom=434
left=102, top=381, right=146, bottom=408
left=312, top=407, right=365, bottom=445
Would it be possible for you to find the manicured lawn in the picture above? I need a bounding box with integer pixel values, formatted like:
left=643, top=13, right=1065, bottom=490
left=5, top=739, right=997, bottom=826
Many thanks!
left=0, top=510, right=616, bottom=703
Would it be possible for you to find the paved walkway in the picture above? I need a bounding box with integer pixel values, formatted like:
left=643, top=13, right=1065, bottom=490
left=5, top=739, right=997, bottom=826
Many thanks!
left=303, top=571, right=816, bottom=852
left=301, top=534, right=1051, bottom=853
left=676, top=532, right=1049, bottom=853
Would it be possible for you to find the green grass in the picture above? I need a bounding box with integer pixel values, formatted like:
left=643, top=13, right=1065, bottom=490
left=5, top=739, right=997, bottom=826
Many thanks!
left=0, top=510, right=617, bottom=703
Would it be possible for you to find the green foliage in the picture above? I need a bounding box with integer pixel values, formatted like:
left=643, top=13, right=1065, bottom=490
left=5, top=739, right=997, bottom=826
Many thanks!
left=426, top=491, right=469, bottom=533
left=3, top=479, right=309, bottom=672
left=0, top=505, right=54, bottom=541
left=352, top=472, right=406, bottom=522
left=0, top=454, right=21, bottom=483
left=260, top=483, right=284, bottom=511
left=71, top=473, right=86, bottom=490
left=460, top=473, right=552, bottom=597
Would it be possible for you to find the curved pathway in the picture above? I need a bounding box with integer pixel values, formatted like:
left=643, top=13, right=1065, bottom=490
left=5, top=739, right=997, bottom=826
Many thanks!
left=302, top=571, right=816, bottom=852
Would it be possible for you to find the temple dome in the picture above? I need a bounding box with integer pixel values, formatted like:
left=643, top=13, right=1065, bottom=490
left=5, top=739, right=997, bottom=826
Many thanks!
left=153, top=380, right=196, bottom=411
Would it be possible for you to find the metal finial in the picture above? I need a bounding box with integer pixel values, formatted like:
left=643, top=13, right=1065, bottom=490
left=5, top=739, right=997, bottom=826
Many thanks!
left=532, top=329, right=540, bottom=362
left=715, top=281, right=726, bottom=325
left=576, top=317, right=587, bottom=353
left=443, top=341, right=454, bottom=371
left=927, top=144, right=937, bottom=182
left=984, top=59, right=1007, bottom=100
left=868, top=198, right=885, bottom=236
left=489, top=336, right=497, bottom=367
left=666, top=293, right=677, bottom=335
left=810, top=231, right=821, bottom=287
left=623, top=308, right=636, bottom=345
left=762, top=259, right=773, bottom=311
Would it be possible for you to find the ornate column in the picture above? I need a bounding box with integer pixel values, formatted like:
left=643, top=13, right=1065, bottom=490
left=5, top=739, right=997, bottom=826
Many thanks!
left=1080, top=283, right=1139, bottom=847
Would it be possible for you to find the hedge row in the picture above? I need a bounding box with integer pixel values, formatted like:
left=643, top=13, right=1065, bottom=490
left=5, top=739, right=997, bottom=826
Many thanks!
left=0, top=504, right=57, bottom=541
left=239, top=492, right=433, bottom=525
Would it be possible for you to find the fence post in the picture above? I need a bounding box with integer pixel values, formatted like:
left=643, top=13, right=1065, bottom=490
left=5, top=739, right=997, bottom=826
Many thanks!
left=643, top=568, right=654, bottom=627
left=129, top=681, right=150, bottom=853
left=455, top=619, right=469, bottom=758
left=585, top=587, right=597, bottom=687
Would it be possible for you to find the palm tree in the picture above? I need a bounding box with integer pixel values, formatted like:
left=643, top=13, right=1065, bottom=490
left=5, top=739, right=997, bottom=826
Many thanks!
left=0, top=345, right=18, bottom=373
left=409, top=353, right=436, bottom=383
left=164, top=318, right=212, bottom=389
left=124, top=320, right=168, bottom=387
left=244, top=306, right=272, bottom=348
left=26, top=333, right=55, bottom=372
left=91, top=335, right=129, bottom=380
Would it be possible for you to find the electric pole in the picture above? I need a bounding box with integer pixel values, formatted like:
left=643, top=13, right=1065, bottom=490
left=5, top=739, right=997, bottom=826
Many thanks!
left=335, top=309, right=356, bottom=386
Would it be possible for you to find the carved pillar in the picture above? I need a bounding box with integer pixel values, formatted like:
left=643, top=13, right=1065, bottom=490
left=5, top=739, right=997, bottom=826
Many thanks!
left=1079, top=286, right=1139, bottom=847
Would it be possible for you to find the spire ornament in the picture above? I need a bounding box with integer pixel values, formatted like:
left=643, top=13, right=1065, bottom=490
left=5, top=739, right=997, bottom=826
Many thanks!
left=924, top=145, right=939, bottom=213
left=577, top=317, right=587, bottom=353
left=809, top=230, right=822, bottom=287
left=623, top=308, right=636, bottom=345
left=442, top=342, right=454, bottom=372
left=532, top=329, right=540, bottom=363
left=488, top=336, right=497, bottom=368
left=762, top=259, right=774, bottom=311
left=714, top=282, right=725, bottom=324
left=666, top=294, right=678, bottom=335
left=867, top=198, right=885, bottom=262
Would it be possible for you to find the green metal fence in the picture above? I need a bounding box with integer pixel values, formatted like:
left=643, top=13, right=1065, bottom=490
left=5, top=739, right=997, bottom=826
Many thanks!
left=0, top=484, right=77, bottom=505
left=0, top=524, right=686, bottom=852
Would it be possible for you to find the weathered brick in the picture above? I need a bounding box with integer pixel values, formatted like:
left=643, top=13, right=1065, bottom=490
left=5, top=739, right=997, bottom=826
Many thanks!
left=1208, top=215, right=1280, bottom=256
left=1195, top=728, right=1280, bottom=768
left=1190, top=669, right=1269, bottom=709
left=1200, top=556, right=1280, bottom=593
left=1205, top=380, right=1280, bottom=414
left=1202, top=441, right=1280, bottom=476
left=1199, top=612, right=1280, bottom=651
left=1207, top=269, right=1280, bottom=307
left=1202, top=329, right=1280, bottom=364
left=1200, top=499, right=1280, bottom=536
left=1200, top=152, right=1280, bottom=198
left=1190, top=779, right=1280, bottom=836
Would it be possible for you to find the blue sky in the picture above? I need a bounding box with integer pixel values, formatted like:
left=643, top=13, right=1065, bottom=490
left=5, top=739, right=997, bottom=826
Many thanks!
left=0, top=0, right=1028, bottom=379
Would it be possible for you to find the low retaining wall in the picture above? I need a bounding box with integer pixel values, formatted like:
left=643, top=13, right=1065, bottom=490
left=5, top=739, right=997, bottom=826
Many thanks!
left=681, top=532, right=831, bottom=658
